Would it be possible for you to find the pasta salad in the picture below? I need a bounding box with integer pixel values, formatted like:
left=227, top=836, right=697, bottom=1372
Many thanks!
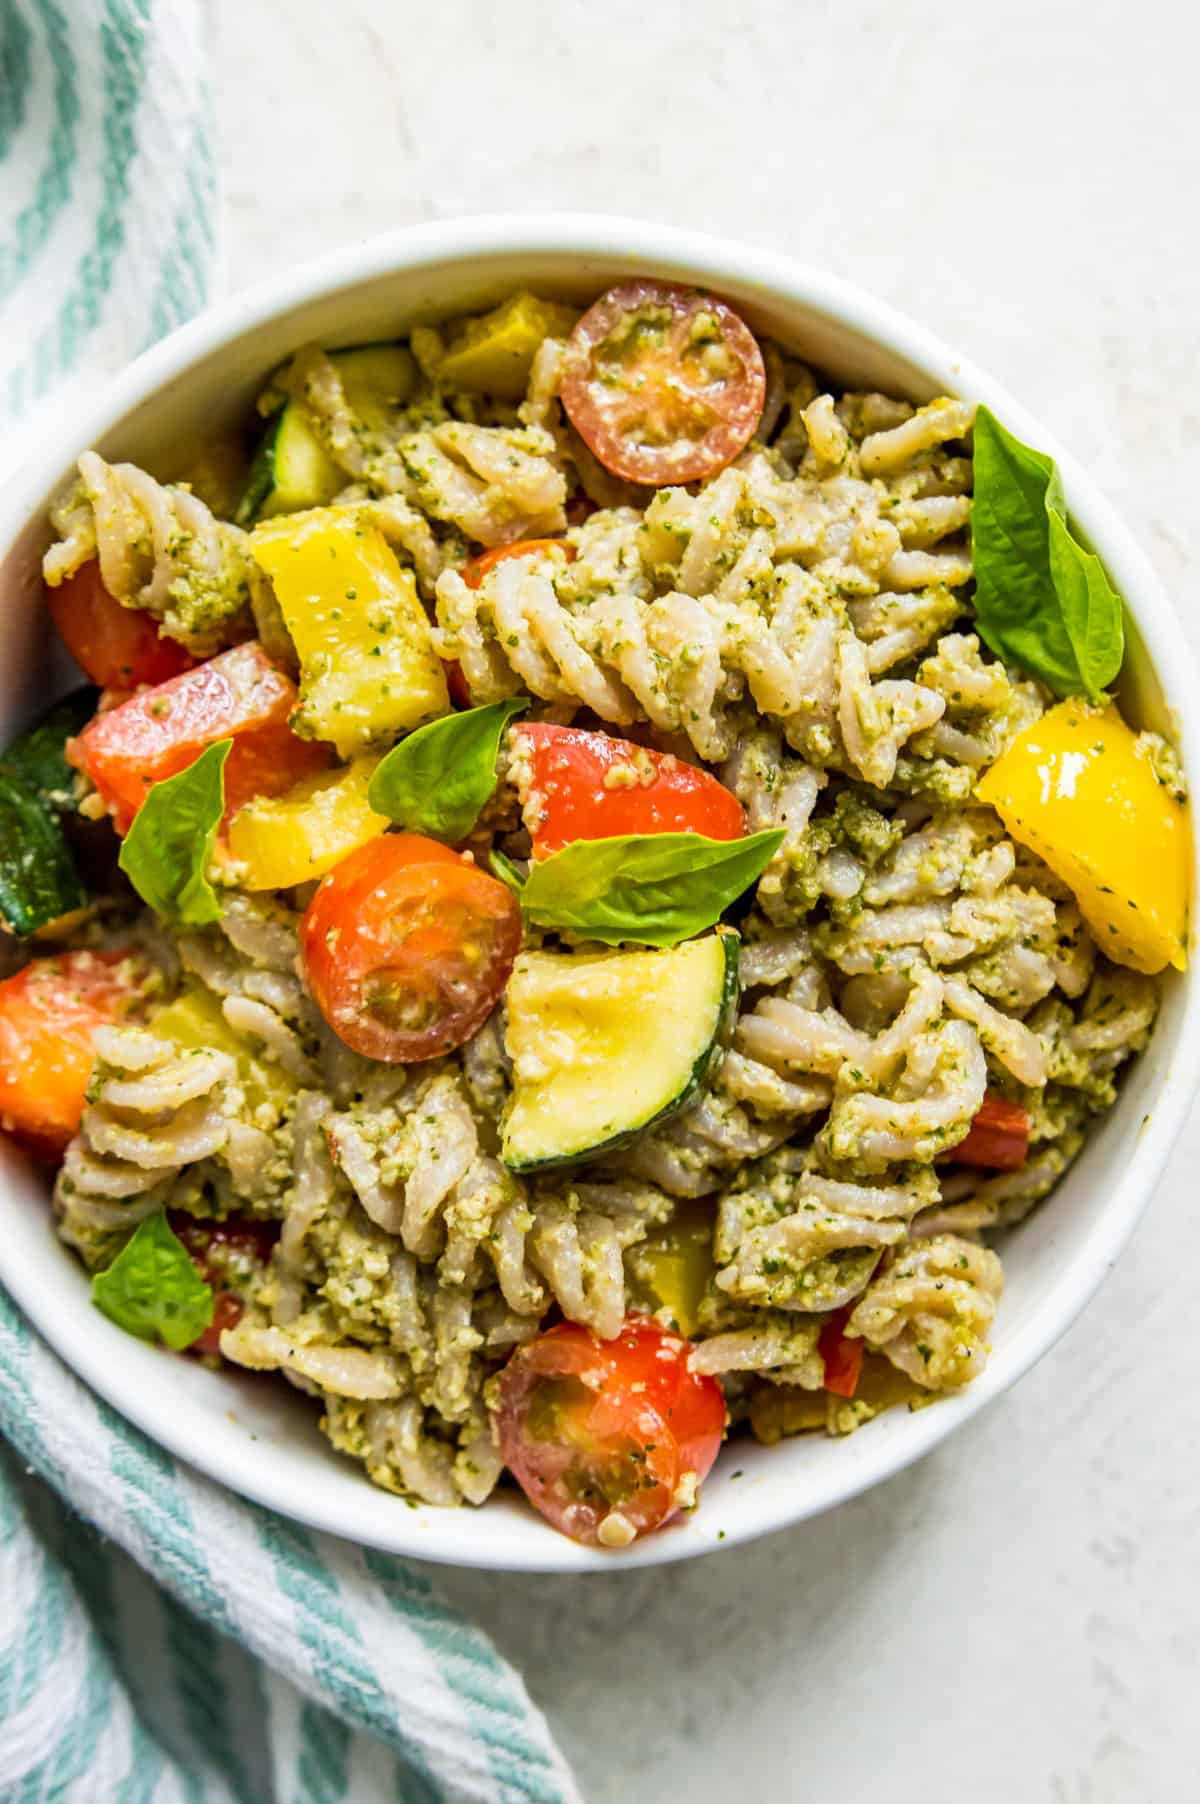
left=0, top=279, right=1190, bottom=1549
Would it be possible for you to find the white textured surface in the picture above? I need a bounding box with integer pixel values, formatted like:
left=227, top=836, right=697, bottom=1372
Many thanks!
left=216, top=3, right=1200, bottom=1798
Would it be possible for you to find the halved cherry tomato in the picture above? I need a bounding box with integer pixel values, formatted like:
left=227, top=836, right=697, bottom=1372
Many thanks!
left=462, top=538, right=576, bottom=590
left=953, top=1092, right=1031, bottom=1170
left=169, top=1213, right=280, bottom=1358
left=818, top=1308, right=864, bottom=1399
left=494, top=1315, right=726, bottom=1548
left=70, top=642, right=331, bottom=833
left=0, top=950, right=148, bottom=1155
left=189, top=1289, right=244, bottom=1359
left=560, top=280, right=766, bottom=487
left=513, top=722, right=744, bottom=857
left=46, top=563, right=196, bottom=691
left=300, top=834, right=522, bottom=1063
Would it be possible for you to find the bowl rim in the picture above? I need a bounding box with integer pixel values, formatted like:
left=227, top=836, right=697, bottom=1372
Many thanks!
left=1, top=211, right=1197, bottom=1573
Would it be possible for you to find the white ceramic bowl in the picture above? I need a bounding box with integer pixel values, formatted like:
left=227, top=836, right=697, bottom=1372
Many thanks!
left=2, top=215, right=1196, bottom=1573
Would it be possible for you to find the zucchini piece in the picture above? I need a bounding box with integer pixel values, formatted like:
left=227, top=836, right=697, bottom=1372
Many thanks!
left=333, top=342, right=418, bottom=428
left=236, top=406, right=342, bottom=526
left=3, top=687, right=98, bottom=814
left=0, top=770, right=88, bottom=935
left=501, top=929, right=739, bottom=1172
left=431, top=293, right=580, bottom=399
left=236, top=343, right=418, bottom=526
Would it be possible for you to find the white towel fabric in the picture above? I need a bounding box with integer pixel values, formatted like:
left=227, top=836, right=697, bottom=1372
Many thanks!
left=0, top=7, right=580, bottom=1800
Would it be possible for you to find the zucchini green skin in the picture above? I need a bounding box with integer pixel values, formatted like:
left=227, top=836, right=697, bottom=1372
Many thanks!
left=234, top=414, right=280, bottom=527
left=502, top=928, right=741, bottom=1175
left=0, top=770, right=88, bottom=935
left=0, top=688, right=99, bottom=934
left=235, top=343, right=417, bottom=526
left=2, top=686, right=98, bottom=813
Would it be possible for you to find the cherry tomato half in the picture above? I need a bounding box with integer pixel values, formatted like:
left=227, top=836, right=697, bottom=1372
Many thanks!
left=560, top=280, right=766, bottom=487
left=952, top=1092, right=1031, bottom=1170
left=169, top=1213, right=280, bottom=1358
left=463, top=538, right=576, bottom=590
left=513, top=722, right=745, bottom=857
left=494, top=1315, right=726, bottom=1548
left=0, top=950, right=148, bottom=1155
left=71, top=641, right=330, bottom=833
left=818, top=1307, right=864, bottom=1399
left=300, top=834, right=522, bottom=1064
left=46, top=563, right=196, bottom=691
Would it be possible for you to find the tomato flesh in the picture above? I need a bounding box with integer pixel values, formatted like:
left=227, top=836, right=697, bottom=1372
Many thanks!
left=818, top=1308, right=864, bottom=1399
left=463, top=538, right=575, bottom=590
left=46, top=563, right=195, bottom=691
left=953, top=1093, right=1031, bottom=1170
left=0, top=951, right=148, bottom=1155
left=513, top=722, right=744, bottom=857
left=70, top=641, right=330, bottom=832
left=169, top=1213, right=280, bottom=1358
left=494, top=1315, right=725, bottom=1547
left=560, top=280, right=766, bottom=486
left=301, top=834, right=522, bottom=1063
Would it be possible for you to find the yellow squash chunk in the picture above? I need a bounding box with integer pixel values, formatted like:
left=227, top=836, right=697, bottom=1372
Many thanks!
left=251, top=511, right=448, bottom=756
left=432, top=292, right=580, bottom=399
left=225, top=757, right=387, bottom=890
left=976, top=700, right=1191, bottom=974
left=150, top=985, right=294, bottom=1114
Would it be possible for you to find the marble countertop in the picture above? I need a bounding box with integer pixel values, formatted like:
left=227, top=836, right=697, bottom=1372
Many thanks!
left=215, top=3, right=1199, bottom=1797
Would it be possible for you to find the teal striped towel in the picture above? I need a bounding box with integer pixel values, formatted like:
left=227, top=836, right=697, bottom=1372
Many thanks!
left=0, top=7, right=580, bottom=1800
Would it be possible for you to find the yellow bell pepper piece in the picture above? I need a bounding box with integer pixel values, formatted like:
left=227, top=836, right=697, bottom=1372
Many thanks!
left=432, top=292, right=580, bottom=399
left=251, top=511, right=448, bottom=756
left=225, top=757, right=387, bottom=891
left=976, top=700, right=1191, bottom=974
left=151, top=985, right=295, bottom=1114
left=627, top=1200, right=716, bottom=1337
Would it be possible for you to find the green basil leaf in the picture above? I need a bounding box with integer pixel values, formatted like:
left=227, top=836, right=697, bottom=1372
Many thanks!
left=368, top=699, right=529, bottom=842
left=118, top=740, right=230, bottom=926
left=513, top=829, right=785, bottom=947
left=972, top=406, right=1123, bottom=700
left=1046, top=503, right=1125, bottom=696
left=92, top=1211, right=214, bottom=1351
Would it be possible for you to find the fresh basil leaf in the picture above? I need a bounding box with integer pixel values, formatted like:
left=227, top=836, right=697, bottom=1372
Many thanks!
left=1046, top=504, right=1125, bottom=696
left=368, top=698, right=529, bottom=842
left=972, top=406, right=1123, bottom=700
left=118, top=740, right=230, bottom=926
left=92, top=1211, right=214, bottom=1351
left=513, top=830, right=785, bottom=947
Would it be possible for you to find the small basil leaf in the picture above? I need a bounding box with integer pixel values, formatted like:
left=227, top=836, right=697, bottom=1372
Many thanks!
left=514, top=829, right=784, bottom=947
left=1046, top=503, right=1124, bottom=697
left=369, top=698, right=529, bottom=843
left=92, top=1211, right=214, bottom=1351
left=118, top=740, right=230, bottom=926
left=972, top=406, right=1123, bottom=700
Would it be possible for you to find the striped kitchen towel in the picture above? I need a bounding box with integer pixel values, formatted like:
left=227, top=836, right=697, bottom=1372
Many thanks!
left=0, top=6, right=581, bottom=1800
